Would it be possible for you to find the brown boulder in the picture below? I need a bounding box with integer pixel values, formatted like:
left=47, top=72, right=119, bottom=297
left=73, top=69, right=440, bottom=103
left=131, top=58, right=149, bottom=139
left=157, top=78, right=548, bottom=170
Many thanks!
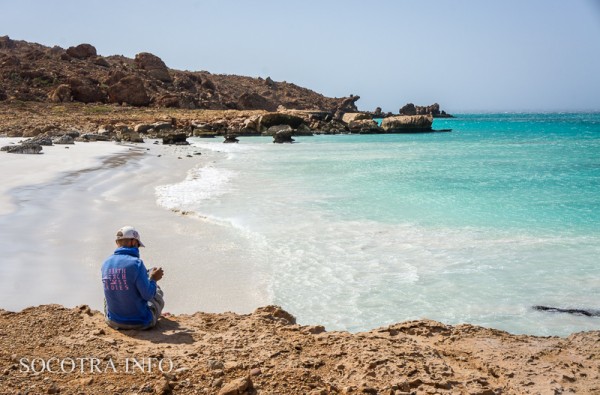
left=104, top=70, right=127, bottom=86
left=237, top=92, right=276, bottom=111
left=93, top=57, right=110, bottom=67
left=48, top=84, right=72, bottom=103
left=134, top=52, right=172, bottom=82
left=66, top=44, right=97, bottom=59
left=107, top=76, right=150, bottom=106
left=69, top=79, right=106, bottom=103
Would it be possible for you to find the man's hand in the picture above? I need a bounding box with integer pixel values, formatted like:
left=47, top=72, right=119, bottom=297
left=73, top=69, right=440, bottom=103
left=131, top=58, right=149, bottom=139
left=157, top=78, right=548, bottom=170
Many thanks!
left=149, top=267, right=164, bottom=282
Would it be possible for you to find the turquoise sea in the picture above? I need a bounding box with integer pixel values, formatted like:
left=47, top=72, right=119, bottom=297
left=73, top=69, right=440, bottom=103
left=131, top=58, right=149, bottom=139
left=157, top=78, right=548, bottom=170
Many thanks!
left=156, top=113, right=600, bottom=336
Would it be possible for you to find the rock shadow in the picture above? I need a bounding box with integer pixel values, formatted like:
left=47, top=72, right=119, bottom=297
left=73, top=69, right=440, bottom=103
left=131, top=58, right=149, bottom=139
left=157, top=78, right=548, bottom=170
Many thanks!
left=116, top=317, right=195, bottom=344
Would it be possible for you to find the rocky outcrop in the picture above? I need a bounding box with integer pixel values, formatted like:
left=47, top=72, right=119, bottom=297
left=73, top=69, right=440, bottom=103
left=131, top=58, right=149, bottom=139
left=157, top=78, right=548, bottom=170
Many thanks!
left=1, top=142, right=43, bottom=154
left=381, top=115, right=433, bottom=132
left=0, top=35, right=16, bottom=49
left=107, top=76, right=150, bottom=106
left=30, top=136, right=53, bottom=146
left=341, top=112, right=371, bottom=124
left=134, top=52, right=172, bottom=83
left=0, top=37, right=370, bottom=112
left=400, top=102, right=453, bottom=118
left=258, top=113, right=305, bottom=132
left=65, top=44, right=97, bottom=59
left=399, top=103, right=417, bottom=116
left=52, top=135, right=75, bottom=144
left=348, top=119, right=382, bottom=134
left=335, top=95, right=360, bottom=113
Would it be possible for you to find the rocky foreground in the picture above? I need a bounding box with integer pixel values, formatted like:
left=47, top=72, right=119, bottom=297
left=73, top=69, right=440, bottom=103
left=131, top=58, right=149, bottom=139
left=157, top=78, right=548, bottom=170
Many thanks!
left=1, top=305, right=599, bottom=395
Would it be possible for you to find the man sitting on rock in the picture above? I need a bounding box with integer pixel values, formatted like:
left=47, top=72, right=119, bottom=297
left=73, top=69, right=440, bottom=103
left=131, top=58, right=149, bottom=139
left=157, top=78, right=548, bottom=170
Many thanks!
left=101, top=226, right=165, bottom=330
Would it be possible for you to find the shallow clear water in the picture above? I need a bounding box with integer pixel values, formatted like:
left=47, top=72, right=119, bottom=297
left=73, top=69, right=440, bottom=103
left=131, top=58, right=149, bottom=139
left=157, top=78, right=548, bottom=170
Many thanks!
left=156, top=113, right=600, bottom=336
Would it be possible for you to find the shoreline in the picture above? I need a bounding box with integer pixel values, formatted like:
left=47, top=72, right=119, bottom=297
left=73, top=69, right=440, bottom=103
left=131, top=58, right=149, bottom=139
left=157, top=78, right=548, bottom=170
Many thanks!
left=0, top=137, right=270, bottom=315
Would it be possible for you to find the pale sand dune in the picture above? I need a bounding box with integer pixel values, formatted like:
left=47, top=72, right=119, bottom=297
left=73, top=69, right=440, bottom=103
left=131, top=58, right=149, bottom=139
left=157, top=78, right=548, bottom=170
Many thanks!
left=0, top=138, right=269, bottom=315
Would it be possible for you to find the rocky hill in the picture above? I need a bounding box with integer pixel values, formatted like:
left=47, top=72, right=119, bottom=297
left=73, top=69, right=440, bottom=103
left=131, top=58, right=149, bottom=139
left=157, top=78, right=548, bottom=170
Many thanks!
left=0, top=36, right=360, bottom=113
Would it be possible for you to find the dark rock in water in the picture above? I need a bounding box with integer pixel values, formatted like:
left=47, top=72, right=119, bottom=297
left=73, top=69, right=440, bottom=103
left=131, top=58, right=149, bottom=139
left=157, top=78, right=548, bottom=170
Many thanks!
left=162, top=133, right=188, bottom=145
left=53, top=135, right=75, bottom=144
left=263, top=124, right=293, bottom=136
left=1, top=142, right=43, bottom=154
left=533, top=305, right=600, bottom=317
left=399, top=103, right=417, bottom=116
left=224, top=135, right=239, bottom=144
left=273, top=130, right=295, bottom=144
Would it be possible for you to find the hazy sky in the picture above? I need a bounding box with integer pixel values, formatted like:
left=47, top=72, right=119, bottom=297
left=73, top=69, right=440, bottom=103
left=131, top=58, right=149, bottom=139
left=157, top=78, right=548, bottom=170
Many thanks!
left=2, top=0, right=600, bottom=112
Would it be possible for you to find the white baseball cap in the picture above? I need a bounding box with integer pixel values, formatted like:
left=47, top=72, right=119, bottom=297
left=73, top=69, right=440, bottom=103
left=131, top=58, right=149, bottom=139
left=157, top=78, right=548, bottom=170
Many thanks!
left=115, top=226, right=145, bottom=247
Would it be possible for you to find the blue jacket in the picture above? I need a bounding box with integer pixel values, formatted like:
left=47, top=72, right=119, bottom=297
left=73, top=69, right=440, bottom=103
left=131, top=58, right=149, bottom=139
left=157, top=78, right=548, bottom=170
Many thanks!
left=101, top=247, right=156, bottom=326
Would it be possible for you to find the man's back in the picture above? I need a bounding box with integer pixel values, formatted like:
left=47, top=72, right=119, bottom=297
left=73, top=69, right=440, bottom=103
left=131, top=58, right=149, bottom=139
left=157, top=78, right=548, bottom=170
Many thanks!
left=101, top=246, right=156, bottom=327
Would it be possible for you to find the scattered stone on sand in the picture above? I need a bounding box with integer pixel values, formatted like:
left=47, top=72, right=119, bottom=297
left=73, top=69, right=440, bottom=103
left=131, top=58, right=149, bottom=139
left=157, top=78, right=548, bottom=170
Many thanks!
left=1, top=142, right=43, bottom=154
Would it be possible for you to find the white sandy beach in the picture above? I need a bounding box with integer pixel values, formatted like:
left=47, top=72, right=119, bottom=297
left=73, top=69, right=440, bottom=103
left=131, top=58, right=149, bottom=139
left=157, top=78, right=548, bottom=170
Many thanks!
left=0, top=138, right=269, bottom=315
